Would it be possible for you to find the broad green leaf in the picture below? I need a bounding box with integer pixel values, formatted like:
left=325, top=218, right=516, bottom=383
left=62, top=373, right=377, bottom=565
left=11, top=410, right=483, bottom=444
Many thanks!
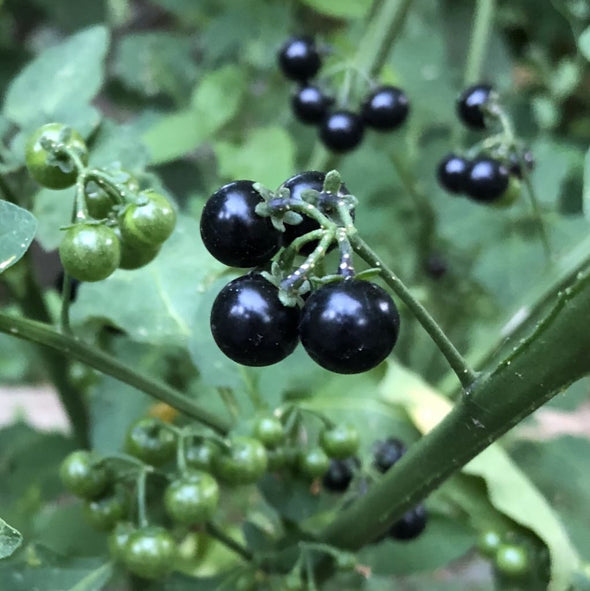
left=113, top=32, right=199, bottom=102
left=143, top=65, right=246, bottom=164
left=298, top=0, right=371, bottom=19
left=3, top=26, right=109, bottom=130
left=214, top=126, right=295, bottom=189
left=0, top=518, right=22, bottom=559
left=31, top=187, right=73, bottom=252
left=0, top=201, right=37, bottom=273
left=71, top=215, right=226, bottom=345
left=88, top=119, right=149, bottom=171
left=379, top=361, right=581, bottom=591
left=579, top=26, right=590, bottom=61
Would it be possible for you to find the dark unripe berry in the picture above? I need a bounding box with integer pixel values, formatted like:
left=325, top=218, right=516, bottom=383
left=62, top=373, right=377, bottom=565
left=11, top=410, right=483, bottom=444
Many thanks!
left=291, top=85, right=333, bottom=125
left=361, top=86, right=409, bottom=131
left=319, top=110, right=364, bottom=153
left=437, top=154, right=470, bottom=194
left=373, top=437, right=406, bottom=473
left=464, top=157, right=509, bottom=203
left=389, top=504, right=427, bottom=541
left=457, top=84, right=493, bottom=129
left=278, top=36, right=321, bottom=82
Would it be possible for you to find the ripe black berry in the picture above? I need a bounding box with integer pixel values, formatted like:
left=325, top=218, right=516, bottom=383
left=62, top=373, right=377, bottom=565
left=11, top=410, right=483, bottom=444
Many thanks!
left=389, top=504, right=427, bottom=541
left=278, top=36, right=321, bottom=82
left=424, top=253, right=448, bottom=280
left=373, top=437, right=406, bottom=473
left=322, top=457, right=359, bottom=493
left=200, top=180, right=281, bottom=268
left=465, top=157, right=509, bottom=203
left=280, top=171, right=351, bottom=256
left=299, top=279, right=400, bottom=374
left=210, top=274, right=300, bottom=367
left=437, top=154, right=470, bottom=194
left=291, top=85, right=333, bottom=125
left=319, top=110, right=364, bottom=153
left=361, top=86, right=409, bottom=131
left=457, top=84, right=493, bottom=129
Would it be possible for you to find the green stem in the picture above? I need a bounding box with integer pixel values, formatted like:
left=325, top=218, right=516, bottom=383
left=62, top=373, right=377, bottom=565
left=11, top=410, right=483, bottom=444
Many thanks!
left=0, top=312, right=231, bottom=435
left=205, top=522, right=253, bottom=562
left=320, top=267, right=590, bottom=548
left=349, top=234, right=478, bottom=388
left=463, top=0, right=496, bottom=87
left=136, top=468, right=150, bottom=528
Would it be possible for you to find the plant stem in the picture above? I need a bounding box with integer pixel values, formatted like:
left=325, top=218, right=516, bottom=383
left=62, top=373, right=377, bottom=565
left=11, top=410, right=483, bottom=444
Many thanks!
left=463, top=0, right=496, bottom=87
left=349, top=234, right=478, bottom=388
left=205, top=522, right=253, bottom=562
left=0, top=312, right=231, bottom=435
left=320, top=267, right=590, bottom=549
left=136, top=468, right=149, bottom=528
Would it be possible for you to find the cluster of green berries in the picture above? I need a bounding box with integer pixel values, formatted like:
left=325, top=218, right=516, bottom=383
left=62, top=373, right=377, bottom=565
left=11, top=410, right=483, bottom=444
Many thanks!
left=278, top=36, right=409, bottom=153
left=477, top=529, right=537, bottom=582
left=200, top=170, right=400, bottom=374
left=24, top=123, right=176, bottom=282
left=437, top=84, right=534, bottom=206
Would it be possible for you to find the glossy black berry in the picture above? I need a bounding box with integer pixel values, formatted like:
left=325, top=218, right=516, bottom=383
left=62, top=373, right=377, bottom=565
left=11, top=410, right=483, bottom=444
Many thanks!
left=457, top=84, right=493, bottom=129
left=322, top=457, right=359, bottom=493
left=437, top=154, right=470, bottom=194
left=299, top=279, right=400, bottom=374
left=361, top=86, right=409, bottom=131
left=278, top=36, right=321, bottom=82
left=389, top=504, right=427, bottom=541
left=373, top=437, right=406, bottom=473
left=291, top=85, right=333, bottom=125
left=465, top=157, right=509, bottom=203
left=200, top=180, right=281, bottom=268
left=319, top=111, right=364, bottom=153
left=210, top=274, right=300, bottom=367
left=508, top=150, right=535, bottom=178
left=280, top=171, right=351, bottom=256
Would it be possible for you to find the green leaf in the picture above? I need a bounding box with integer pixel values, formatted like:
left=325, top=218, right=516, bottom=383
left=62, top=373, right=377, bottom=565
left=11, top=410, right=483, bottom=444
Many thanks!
left=3, top=26, right=109, bottom=131
left=380, top=362, right=581, bottom=591
left=0, top=518, right=22, bottom=559
left=88, top=120, right=150, bottom=171
left=142, top=65, right=246, bottom=164
left=70, top=214, right=226, bottom=345
left=214, top=126, right=295, bottom=188
left=0, top=201, right=37, bottom=273
left=298, top=0, right=371, bottom=19
left=31, top=187, right=73, bottom=252
left=579, top=26, right=590, bottom=61
left=113, top=32, right=199, bottom=101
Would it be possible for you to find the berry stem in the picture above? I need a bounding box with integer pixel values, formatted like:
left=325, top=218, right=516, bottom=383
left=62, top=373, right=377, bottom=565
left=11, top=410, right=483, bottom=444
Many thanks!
left=349, top=234, right=478, bottom=388
left=318, top=267, right=590, bottom=551
left=205, top=522, right=253, bottom=562
left=136, top=467, right=150, bottom=528
left=0, top=311, right=231, bottom=435
left=463, top=0, right=497, bottom=87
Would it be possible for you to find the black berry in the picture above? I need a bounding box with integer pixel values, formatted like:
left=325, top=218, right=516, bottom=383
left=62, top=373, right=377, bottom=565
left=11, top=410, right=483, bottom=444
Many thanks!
left=389, top=504, right=427, bottom=541
left=291, top=85, right=333, bottom=125
left=373, top=437, right=406, bottom=473
left=457, top=84, right=493, bottom=129
left=319, top=110, right=364, bottom=153
left=210, top=274, right=300, bottom=367
left=437, top=154, right=470, bottom=194
left=278, top=36, right=321, bottom=82
left=465, top=157, right=509, bottom=203
left=508, top=150, right=535, bottom=179
left=322, top=457, right=359, bottom=493
left=361, top=86, right=409, bottom=131
left=200, top=180, right=281, bottom=268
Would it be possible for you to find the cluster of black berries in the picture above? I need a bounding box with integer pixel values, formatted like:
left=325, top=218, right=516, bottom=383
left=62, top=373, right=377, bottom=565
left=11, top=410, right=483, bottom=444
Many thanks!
left=200, top=171, right=401, bottom=374
left=278, top=36, right=410, bottom=153
left=437, top=84, right=534, bottom=206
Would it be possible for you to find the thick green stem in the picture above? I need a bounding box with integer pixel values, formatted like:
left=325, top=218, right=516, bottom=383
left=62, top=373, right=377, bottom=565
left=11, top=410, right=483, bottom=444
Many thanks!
left=205, top=522, right=253, bottom=562
left=350, top=234, right=478, bottom=388
left=0, top=312, right=231, bottom=435
left=321, top=268, right=590, bottom=547
left=463, top=0, right=496, bottom=87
